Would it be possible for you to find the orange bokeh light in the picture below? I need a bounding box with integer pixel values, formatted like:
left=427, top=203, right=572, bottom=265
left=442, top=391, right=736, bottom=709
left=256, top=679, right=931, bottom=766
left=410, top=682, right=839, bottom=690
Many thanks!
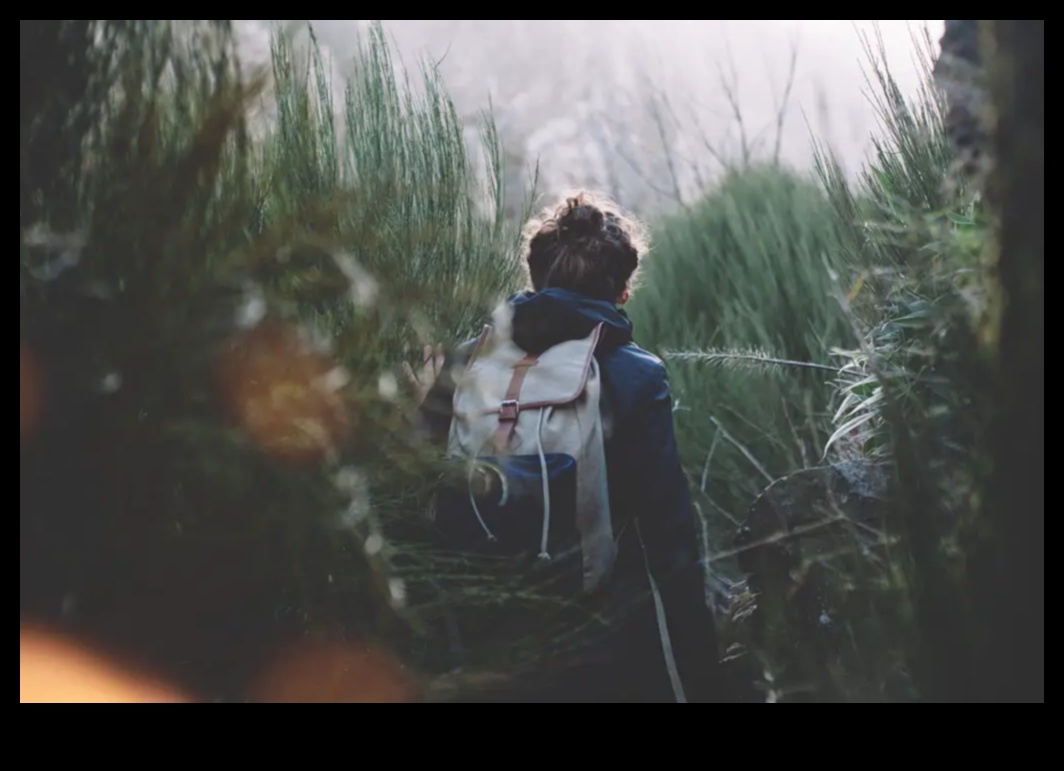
left=214, top=321, right=353, bottom=465
left=20, top=344, right=42, bottom=441
left=252, top=641, right=419, bottom=704
left=20, top=628, right=191, bottom=704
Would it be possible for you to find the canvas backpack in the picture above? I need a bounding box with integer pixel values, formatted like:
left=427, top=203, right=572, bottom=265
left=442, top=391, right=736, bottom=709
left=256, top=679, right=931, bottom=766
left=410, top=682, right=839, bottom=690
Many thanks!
left=433, top=318, right=619, bottom=595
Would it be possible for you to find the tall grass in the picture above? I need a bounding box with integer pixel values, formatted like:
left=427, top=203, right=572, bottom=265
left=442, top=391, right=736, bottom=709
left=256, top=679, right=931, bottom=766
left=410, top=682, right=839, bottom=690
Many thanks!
left=255, top=24, right=528, bottom=356
left=631, top=25, right=992, bottom=702
left=250, top=28, right=592, bottom=687
left=628, top=164, right=855, bottom=577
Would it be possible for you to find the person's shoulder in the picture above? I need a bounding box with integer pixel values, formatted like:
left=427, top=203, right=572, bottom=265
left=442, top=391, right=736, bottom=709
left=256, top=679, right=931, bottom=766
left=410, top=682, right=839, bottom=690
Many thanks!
left=612, top=341, right=667, bottom=376
left=603, top=342, right=670, bottom=398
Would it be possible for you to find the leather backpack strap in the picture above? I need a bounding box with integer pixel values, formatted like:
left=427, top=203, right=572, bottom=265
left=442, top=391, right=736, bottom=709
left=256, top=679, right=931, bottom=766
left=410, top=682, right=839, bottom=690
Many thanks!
left=492, top=354, right=539, bottom=452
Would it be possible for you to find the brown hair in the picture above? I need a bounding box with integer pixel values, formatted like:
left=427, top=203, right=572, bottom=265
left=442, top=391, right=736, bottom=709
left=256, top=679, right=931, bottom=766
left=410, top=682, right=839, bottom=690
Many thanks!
left=521, top=190, right=650, bottom=303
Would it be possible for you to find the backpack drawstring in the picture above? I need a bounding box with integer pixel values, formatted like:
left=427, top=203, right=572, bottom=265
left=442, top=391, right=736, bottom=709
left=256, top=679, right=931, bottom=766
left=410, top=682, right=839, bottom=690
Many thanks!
left=535, top=407, right=552, bottom=563
left=469, top=436, right=499, bottom=544
left=636, top=519, right=688, bottom=704
left=468, top=475, right=499, bottom=543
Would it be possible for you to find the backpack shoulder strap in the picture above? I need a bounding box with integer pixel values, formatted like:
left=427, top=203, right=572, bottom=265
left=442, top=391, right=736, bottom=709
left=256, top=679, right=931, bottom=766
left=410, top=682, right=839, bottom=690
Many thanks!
left=492, top=352, right=540, bottom=452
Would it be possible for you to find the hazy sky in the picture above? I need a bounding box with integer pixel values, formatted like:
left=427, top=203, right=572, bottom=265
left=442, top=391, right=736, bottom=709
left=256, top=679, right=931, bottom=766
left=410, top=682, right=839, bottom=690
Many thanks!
left=239, top=20, right=942, bottom=209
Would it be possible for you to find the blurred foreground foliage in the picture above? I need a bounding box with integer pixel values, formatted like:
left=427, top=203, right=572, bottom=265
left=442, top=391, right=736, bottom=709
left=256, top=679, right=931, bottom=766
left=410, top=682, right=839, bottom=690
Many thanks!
left=20, top=19, right=533, bottom=702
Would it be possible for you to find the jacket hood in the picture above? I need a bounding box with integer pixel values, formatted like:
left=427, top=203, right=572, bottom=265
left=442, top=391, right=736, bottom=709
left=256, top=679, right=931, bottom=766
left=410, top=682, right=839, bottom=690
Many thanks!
left=504, top=288, right=634, bottom=353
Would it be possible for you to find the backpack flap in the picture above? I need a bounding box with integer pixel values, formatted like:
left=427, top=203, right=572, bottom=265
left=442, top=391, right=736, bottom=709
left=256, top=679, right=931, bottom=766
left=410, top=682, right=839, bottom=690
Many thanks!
left=452, top=323, right=604, bottom=452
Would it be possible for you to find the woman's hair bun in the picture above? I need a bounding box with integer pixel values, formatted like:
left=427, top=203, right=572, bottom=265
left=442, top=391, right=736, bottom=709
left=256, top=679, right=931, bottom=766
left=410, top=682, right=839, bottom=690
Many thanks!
left=557, top=198, right=604, bottom=239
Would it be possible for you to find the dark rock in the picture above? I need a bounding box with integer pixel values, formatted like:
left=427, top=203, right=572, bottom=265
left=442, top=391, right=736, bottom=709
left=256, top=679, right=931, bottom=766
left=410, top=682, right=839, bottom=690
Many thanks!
left=735, top=461, right=891, bottom=580
left=934, top=20, right=993, bottom=191
left=727, top=461, right=895, bottom=701
left=941, top=20, right=982, bottom=66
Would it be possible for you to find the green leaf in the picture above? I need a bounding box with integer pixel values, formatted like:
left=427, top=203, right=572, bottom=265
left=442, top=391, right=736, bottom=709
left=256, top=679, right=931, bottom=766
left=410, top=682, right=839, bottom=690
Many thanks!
left=823, top=410, right=878, bottom=460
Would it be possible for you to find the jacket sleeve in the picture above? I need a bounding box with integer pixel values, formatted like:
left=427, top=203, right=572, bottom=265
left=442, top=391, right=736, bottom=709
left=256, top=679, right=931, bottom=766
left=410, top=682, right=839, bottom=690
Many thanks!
left=630, top=361, right=725, bottom=703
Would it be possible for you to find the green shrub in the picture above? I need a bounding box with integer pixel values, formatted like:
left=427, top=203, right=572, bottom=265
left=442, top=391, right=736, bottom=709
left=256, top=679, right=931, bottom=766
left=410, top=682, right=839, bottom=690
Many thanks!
left=628, top=164, right=854, bottom=565
left=810, top=27, right=992, bottom=703
left=815, top=28, right=988, bottom=465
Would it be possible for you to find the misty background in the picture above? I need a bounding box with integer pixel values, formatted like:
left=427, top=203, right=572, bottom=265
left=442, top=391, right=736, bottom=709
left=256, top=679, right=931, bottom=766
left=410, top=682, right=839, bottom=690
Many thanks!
left=236, top=20, right=940, bottom=214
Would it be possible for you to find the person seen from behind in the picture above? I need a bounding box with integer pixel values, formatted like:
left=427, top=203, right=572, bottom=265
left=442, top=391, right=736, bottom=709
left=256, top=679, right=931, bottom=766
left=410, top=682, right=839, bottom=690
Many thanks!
left=405, top=191, right=726, bottom=703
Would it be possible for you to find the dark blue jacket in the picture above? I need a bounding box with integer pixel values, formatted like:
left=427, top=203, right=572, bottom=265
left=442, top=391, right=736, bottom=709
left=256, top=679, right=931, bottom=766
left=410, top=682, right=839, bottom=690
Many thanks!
left=418, top=288, right=722, bottom=702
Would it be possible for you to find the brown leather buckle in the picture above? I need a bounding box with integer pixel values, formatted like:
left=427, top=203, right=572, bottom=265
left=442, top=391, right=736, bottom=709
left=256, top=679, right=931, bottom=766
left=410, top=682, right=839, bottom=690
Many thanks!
left=499, top=400, right=520, bottom=422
